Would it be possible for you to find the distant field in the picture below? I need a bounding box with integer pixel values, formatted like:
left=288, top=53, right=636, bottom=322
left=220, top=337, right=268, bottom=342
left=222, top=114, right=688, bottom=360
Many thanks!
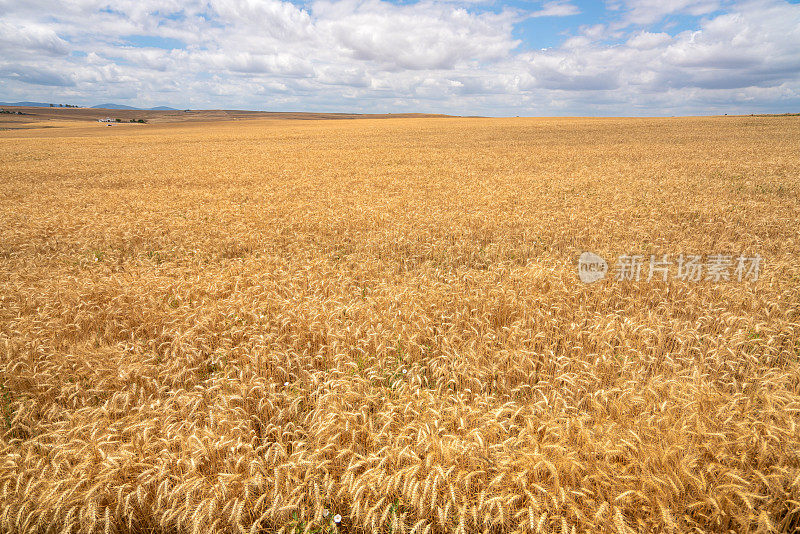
left=1, top=116, right=799, bottom=533
left=0, top=106, right=454, bottom=130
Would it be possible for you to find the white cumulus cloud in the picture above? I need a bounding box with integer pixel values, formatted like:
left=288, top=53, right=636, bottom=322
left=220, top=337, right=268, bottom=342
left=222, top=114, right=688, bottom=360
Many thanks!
left=0, top=0, right=797, bottom=115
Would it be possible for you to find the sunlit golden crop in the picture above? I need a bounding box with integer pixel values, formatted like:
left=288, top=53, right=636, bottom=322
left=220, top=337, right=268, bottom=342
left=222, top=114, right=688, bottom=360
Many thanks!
left=1, top=116, right=799, bottom=533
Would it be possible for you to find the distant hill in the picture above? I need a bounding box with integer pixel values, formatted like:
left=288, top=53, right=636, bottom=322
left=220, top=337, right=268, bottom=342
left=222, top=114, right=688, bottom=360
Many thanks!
left=92, top=103, right=177, bottom=111
left=1, top=101, right=179, bottom=111
left=0, top=101, right=56, bottom=108
left=91, top=103, right=139, bottom=110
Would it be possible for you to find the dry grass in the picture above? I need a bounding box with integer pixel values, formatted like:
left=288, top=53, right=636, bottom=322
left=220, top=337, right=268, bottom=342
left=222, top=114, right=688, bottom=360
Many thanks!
left=1, top=116, right=799, bottom=533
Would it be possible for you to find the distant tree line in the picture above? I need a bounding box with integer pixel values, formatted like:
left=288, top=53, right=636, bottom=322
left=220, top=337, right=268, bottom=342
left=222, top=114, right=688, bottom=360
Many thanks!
left=100, top=118, right=147, bottom=124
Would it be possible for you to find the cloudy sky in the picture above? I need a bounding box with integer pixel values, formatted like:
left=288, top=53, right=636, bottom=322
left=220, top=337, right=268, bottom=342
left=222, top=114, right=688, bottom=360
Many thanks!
left=1, top=0, right=799, bottom=115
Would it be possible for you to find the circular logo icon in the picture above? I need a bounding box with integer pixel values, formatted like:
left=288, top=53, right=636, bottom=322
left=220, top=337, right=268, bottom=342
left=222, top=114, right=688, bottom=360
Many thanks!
left=578, top=252, right=607, bottom=283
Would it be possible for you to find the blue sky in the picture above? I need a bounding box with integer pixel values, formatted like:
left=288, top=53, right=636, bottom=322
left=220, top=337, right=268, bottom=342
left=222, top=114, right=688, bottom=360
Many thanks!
left=1, top=0, right=799, bottom=115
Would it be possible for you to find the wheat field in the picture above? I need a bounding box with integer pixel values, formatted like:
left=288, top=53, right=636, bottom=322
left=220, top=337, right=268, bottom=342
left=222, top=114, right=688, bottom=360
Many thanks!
left=1, top=116, right=799, bottom=533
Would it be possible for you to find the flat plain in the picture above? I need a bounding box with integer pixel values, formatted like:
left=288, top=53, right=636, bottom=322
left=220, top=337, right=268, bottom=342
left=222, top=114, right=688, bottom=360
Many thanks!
left=1, top=115, right=799, bottom=533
